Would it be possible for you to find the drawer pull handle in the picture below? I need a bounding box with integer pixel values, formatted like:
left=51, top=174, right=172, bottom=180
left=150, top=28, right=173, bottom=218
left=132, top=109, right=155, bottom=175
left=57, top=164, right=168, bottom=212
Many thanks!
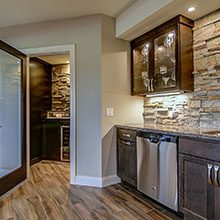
left=121, top=140, right=131, bottom=146
left=150, top=79, right=154, bottom=91
left=207, top=164, right=213, bottom=185
left=122, top=133, right=131, bottom=138
left=213, top=165, right=219, bottom=187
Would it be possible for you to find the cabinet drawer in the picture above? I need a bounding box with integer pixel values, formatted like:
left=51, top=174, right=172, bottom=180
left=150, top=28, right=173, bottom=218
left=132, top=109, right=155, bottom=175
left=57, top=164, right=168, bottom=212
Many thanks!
left=118, top=128, right=136, bottom=142
left=118, top=138, right=136, bottom=148
left=179, top=138, right=220, bottom=162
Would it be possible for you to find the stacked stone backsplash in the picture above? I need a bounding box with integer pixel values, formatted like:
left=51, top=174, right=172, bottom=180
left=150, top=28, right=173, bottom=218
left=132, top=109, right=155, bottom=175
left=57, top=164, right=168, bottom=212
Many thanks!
left=144, top=9, right=220, bottom=128
left=51, top=64, right=70, bottom=112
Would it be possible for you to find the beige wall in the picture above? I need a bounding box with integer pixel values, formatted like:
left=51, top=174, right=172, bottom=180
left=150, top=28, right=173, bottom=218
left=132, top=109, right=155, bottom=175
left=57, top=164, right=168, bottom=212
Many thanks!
left=0, top=14, right=144, bottom=181
left=101, top=16, right=143, bottom=177
left=0, top=15, right=102, bottom=178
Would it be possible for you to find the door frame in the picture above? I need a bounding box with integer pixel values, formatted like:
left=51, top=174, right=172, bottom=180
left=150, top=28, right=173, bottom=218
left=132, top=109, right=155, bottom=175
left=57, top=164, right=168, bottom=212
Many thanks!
left=22, top=45, right=76, bottom=184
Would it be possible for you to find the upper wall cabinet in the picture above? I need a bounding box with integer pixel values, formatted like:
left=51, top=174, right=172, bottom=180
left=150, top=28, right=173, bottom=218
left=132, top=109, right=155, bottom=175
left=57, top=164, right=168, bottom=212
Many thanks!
left=131, top=15, right=194, bottom=96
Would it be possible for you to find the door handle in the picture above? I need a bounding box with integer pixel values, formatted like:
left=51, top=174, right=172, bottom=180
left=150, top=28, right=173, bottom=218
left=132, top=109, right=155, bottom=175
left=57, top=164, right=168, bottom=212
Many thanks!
left=122, top=133, right=131, bottom=138
left=121, top=140, right=131, bottom=146
left=213, top=165, right=219, bottom=187
left=150, top=79, right=154, bottom=91
left=207, top=164, right=213, bottom=185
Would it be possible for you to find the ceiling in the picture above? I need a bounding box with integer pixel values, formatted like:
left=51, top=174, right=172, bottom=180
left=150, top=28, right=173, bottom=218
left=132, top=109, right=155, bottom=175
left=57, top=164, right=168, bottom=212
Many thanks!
left=0, top=0, right=136, bottom=28
left=0, top=0, right=219, bottom=40
left=116, top=0, right=220, bottom=40
left=38, top=54, right=70, bottom=65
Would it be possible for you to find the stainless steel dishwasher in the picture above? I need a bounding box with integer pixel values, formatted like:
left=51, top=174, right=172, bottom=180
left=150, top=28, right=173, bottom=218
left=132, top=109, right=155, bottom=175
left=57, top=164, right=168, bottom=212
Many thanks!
left=137, top=131, right=178, bottom=211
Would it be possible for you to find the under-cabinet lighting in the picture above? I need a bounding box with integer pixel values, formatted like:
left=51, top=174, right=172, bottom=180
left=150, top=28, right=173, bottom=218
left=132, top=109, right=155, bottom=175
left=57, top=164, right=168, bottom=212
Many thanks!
left=187, top=6, right=196, bottom=13
left=146, top=91, right=183, bottom=98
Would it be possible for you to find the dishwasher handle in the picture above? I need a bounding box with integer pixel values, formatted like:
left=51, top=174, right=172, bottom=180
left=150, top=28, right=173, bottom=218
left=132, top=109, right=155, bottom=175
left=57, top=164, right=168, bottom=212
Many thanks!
left=148, top=138, right=161, bottom=144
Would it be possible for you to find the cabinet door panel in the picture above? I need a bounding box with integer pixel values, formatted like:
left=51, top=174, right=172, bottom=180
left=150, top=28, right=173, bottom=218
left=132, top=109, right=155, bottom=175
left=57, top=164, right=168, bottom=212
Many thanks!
left=132, top=41, right=151, bottom=94
left=179, top=154, right=211, bottom=219
left=42, top=122, right=61, bottom=160
left=117, top=139, right=137, bottom=186
left=117, top=142, right=127, bottom=178
left=214, top=162, right=220, bottom=220
left=154, top=28, right=177, bottom=91
left=214, top=186, right=220, bottom=220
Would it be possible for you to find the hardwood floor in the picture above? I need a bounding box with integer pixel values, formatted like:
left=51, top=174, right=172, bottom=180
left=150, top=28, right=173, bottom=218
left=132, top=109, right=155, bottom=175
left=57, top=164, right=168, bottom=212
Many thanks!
left=0, top=161, right=181, bottom=220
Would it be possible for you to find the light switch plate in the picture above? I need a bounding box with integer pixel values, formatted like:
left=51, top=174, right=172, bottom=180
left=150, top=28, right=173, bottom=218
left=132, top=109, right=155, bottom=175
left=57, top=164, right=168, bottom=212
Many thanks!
left=106, top=107, right=114, bottom=117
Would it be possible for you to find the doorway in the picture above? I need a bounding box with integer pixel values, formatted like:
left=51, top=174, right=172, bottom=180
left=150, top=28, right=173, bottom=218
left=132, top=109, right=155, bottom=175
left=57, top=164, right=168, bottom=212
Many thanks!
left=30, top=54, right=71, bottom=165
left=22, top=45, right=76, bottom=184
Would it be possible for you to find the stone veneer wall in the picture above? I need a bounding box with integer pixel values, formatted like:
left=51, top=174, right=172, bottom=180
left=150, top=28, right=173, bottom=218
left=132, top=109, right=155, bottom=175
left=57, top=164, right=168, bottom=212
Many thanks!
left=51, top=64, right=70, bottom=112
left=143, top=9, right=220, bottom=128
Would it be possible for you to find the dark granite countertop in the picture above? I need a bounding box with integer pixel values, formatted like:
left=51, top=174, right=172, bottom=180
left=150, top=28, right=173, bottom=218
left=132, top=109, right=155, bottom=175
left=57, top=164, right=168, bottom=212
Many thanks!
left=116, top=123, right=220, bottom=142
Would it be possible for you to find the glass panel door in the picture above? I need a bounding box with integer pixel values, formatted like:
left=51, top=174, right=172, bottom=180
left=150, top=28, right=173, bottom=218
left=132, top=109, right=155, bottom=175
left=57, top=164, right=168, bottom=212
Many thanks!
left=0, top=40, right=26, bottom=196
left=154, top=30, right=176, bottom=90
left=133, top=42, right=151, bottom=93
left=0, top=49, right=22, bottom=177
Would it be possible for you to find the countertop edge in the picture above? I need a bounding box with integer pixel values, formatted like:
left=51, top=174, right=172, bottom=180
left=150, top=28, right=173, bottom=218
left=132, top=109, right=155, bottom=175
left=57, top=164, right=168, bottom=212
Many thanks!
left=115, top=125, right=220, bottom=142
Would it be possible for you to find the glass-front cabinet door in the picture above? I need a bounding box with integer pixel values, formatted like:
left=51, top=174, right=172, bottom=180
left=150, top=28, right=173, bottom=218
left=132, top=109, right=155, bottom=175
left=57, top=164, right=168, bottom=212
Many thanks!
left=154, top=29, right=176, bottom=91
left=0, top=40, right=26, bottom=197
left=132, top=41, right=152, bottom=95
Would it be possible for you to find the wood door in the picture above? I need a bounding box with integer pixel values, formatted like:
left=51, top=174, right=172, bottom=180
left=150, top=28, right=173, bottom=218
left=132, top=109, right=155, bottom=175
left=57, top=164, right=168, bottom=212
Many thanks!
left=0, top=40, right=26, bottom=197
left=179, top=154, right=212, bottom=220
left=117, top=139, right=137, bottom=187
left=30, top=58, right=52, bottom=164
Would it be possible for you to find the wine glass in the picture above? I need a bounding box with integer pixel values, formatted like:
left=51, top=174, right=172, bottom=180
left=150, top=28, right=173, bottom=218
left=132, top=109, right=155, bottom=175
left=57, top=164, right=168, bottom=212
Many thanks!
left=141, top=43, right=149, bottom=63
left=162, top=76, right=170, bottom=87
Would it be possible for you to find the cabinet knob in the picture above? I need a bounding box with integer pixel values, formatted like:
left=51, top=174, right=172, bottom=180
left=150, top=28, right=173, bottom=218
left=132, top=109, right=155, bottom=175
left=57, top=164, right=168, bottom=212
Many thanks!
left=207, top=164, right=213, bottom=185
left=213, top=165, right=219, bottom=187
left=122, top=133, right=131, bottom=138
left=121, top=140, right=131, bottom=146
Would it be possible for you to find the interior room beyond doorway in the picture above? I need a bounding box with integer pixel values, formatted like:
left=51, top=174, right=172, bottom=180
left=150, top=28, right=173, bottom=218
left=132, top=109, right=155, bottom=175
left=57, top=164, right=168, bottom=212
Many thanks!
left=29, top=53, right=71, bottom=172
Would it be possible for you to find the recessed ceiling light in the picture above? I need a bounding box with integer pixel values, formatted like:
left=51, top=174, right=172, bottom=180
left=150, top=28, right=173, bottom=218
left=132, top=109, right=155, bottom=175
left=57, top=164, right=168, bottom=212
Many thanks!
left=187, top=6, right=196, bottom=13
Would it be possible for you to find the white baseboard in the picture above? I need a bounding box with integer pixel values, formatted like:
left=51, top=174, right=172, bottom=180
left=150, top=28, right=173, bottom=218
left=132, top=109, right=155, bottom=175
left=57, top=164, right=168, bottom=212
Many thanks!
left=73, top=175, right=121, bottom=187
left=102, top=175, right=121, bottom=187
left=74, top=175, right=102, bottom=187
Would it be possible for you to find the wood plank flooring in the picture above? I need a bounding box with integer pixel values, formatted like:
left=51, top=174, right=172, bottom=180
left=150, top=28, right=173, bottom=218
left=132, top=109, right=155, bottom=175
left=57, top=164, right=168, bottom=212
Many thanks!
left=0, top=161, right=182, bottom=220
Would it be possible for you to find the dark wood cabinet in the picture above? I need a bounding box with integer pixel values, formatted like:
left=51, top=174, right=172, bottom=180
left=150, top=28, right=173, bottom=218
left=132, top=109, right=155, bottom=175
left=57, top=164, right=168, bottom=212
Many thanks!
left=117, top=129, right=137, bottom=187
left=42, top=119, right=70, bottom=161
left=131, top=15, right=194, bottom=96
left=179, top=138, right=220, bottom=220
left=213, top=171, right=220, bottom=220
